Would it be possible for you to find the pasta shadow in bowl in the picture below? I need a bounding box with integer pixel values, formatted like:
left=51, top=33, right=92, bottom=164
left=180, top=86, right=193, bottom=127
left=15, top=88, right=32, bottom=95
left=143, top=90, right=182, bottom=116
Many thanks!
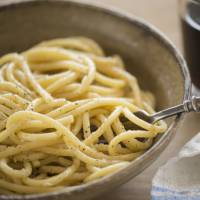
left=0, top=0, right=191, bottom=200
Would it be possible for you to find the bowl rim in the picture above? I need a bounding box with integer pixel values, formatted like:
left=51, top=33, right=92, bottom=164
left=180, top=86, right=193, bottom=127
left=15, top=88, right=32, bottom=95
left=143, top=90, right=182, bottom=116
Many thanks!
left=0, top=0, right=191, bottom=199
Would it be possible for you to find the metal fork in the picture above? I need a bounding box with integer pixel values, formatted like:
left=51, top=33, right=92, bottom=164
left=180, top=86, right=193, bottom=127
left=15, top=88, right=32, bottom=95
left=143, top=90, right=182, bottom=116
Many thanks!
left=133, top=96, right=200, bottom=124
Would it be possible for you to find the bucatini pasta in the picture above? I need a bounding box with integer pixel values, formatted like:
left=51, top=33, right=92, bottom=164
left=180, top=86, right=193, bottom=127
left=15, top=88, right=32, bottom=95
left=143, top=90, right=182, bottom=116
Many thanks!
left=0, top=37, right=167, bottom=194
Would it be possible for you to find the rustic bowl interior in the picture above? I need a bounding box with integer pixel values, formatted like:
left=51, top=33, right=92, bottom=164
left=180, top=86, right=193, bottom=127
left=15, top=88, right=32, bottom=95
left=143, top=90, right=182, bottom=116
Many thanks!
left=0, top=1, right=185, bottom=111
left=0, top=1, right=189, bottom=200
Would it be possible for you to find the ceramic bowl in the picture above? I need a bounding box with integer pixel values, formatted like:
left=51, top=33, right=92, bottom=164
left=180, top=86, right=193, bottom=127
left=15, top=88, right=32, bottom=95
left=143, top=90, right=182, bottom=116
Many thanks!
left=0, top=0, right=191, bottom=200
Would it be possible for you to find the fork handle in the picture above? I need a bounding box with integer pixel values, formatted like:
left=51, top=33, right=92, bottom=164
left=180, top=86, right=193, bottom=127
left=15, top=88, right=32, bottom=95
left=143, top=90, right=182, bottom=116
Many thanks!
left=184, top=96, right=200, bottom=112
left=152, top=96, right=200, bottom=122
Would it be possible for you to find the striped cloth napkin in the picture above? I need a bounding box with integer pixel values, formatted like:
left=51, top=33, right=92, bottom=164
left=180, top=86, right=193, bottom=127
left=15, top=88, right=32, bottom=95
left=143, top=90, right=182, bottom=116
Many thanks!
left=151, top=132, right=200, bottom=200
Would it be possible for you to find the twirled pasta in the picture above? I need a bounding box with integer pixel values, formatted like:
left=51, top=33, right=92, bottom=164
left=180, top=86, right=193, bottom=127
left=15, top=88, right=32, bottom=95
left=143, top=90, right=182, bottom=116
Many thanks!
left=0, top=37, right=167, bottom=194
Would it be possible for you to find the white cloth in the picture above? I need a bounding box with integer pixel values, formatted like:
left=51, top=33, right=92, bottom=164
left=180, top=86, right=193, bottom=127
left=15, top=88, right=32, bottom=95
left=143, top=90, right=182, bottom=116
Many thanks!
left=151, top=133, right=200, bottom=200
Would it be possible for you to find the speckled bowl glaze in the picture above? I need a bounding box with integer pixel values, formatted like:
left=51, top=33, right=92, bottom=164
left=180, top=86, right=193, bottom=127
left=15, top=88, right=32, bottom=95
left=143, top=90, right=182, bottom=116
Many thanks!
left=0, top=0, right=191, bottom=200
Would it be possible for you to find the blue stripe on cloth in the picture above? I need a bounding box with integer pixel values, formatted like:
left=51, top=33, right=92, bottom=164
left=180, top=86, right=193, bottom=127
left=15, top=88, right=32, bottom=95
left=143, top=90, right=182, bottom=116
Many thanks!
left=152, top=195, right=200, bottom=200
left=151, top=186, right=200, bottom=200
left=153, top=186, right=200, bottom=194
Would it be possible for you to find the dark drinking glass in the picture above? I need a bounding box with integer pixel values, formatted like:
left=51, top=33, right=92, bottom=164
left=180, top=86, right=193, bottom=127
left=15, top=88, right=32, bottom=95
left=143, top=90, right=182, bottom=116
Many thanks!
left=180, top=0, right=200, bottom=88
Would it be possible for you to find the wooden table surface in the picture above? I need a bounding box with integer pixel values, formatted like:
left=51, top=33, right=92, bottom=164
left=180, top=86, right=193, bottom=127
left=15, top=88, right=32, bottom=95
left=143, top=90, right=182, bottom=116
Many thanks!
left=87, top=0, right=200, bottom=200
